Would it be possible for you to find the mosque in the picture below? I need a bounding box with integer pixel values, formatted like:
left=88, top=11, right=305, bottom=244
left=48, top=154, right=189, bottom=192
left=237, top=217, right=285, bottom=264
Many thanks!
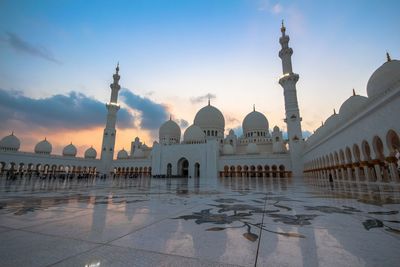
left=0, top=23, right=399, bottom=183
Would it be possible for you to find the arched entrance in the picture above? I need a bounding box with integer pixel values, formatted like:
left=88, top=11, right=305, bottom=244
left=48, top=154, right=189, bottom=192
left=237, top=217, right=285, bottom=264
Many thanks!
left=167, top=163, right=172, bottom=177
left=194, top=163, right=200, bottom=178
left=177, top=158, right=189, bottom=177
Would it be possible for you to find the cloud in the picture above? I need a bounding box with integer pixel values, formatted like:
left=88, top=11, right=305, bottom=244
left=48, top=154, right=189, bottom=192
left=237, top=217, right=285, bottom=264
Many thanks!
left=271, top=3, right=283, bottom=14
left=225, top=115, right=240, bottom=124
left=190, top=93, right=216, bottom=104
left=120, top=88, right=168, bottom=130
left=4, top=32, right=61, bottom=64
left=0, top=88, right=134, bottom=130
left=176, top=119, right=189, bottom=128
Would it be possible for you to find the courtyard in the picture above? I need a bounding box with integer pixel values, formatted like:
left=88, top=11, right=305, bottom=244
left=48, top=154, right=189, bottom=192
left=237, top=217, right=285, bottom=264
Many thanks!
left=0, top=176, right=399, bottom=266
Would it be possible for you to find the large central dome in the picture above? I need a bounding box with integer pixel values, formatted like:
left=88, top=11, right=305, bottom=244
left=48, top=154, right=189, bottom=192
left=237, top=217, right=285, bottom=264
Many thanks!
left=194, top=104, right=225, bottom=131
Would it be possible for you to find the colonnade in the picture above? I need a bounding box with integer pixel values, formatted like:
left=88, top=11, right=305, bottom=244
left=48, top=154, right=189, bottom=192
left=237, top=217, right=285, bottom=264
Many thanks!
left=220, top=164, right=291, bottom=178
left=304, top=129, right=400, bottom=184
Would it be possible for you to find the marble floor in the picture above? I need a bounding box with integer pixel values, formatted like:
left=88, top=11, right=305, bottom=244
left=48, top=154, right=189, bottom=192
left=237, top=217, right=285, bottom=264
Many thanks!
left=0, top=176, right=400, bottom=267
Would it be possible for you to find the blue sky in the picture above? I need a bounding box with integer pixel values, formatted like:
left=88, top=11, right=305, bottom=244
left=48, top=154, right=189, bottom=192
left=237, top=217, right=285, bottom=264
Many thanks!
left=0, top=0, right=399, bottom=154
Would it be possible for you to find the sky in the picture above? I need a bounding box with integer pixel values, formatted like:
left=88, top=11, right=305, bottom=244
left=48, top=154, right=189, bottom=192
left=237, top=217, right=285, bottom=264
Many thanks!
left=0, top=0, right=399, bottom=156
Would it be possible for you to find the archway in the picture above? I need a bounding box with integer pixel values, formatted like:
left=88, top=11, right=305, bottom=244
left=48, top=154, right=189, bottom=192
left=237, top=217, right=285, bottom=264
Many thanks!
left=386, top=130, right=400, bottom=155
left=264, top=165, right=270, bottom=177
left=272, top=165, right=277, bottom=177
left=194, top=163, right=200, bottom=178
left=279, top=165, right=285, bottom=178
left=372, top=136, right=385, bottom=160
left=362, top=140, right=372, bottom=161
left=167, top=163, right=172, bottom=177
left=177, top=158, right=189, bottom=177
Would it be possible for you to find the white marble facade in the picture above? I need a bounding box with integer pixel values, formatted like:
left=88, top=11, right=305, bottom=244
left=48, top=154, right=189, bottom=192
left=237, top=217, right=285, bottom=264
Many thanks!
left=0, top=24, right=399, bottom=183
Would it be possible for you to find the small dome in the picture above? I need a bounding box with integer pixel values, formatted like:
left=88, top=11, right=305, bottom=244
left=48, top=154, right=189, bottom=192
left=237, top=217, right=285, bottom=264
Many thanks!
left=117, top=148, right=129, bottom=159
left=228, top=129, right=235, bottom=135
left=62, top=143, right=77, bottom=157
left=133, top=148, right=144, bottom=158
left=159, top=119, right=181, bottom=142
left=222, top=144, right=234, bottom=155
left=246, top=143, right=259, bottom=154
left=367, top=59, right=400, bottom=98
left=339, top=94, right=368, bottom=118
left=273, top=126, right=280, bottom=132
left=242, top=110, right=269, bottom=135
left=0, top=132, right=20, bottom=151
left=324, top=113, right=340, bottom=129
left=84, top=146, right=97, bottom=159
left=194, top=104, right=225, bottom=131
left=184, top=125, right=205, bottom=143
left=142, top=143, right=149, bottom=149
left=35, top=138, right=52, bottom=154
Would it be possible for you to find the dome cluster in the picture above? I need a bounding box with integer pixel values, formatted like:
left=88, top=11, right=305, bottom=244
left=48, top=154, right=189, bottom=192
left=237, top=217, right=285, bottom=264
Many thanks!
left=0, top=133, right=99, bottom=158
left=308, top=55, right=400, bottom=145
left=309, top=93, right=369, bottom=144
left=157, top=102, right=274, bottom=151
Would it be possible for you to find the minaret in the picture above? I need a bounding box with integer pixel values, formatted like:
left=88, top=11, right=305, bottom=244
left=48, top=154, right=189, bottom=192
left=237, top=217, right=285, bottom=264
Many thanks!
left=278, top=21, right=304, bottom=176
left=100, top=63, right=121, bottom=175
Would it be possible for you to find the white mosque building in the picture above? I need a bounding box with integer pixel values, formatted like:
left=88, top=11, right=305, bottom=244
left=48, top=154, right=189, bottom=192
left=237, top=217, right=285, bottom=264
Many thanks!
left=0, top=23, right=399, bottom=183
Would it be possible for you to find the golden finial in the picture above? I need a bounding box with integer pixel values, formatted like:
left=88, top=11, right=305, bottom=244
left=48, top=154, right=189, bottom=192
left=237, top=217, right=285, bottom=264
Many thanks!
left=352, top=88, right=356, bottom=96
left=333, top=109, right=336, bottom=115
left=386, top=52, right=392, bottom=62
left=169, top=114, right=172, bottom=120
left=208, top=96, right=210, bottom=106
left=253, top=104, right=255, bottom=112
left=116, top=62, right=120, bottom=74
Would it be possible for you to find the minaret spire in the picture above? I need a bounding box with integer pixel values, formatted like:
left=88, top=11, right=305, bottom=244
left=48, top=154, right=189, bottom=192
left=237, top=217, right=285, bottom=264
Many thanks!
left=281, top=19, right=286, bottom=36
left=278, top=22, right=304, bottom=176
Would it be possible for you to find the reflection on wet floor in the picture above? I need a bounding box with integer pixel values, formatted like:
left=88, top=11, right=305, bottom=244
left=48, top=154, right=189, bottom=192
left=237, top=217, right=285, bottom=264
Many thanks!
left=0, top=176, right=400, bottom=266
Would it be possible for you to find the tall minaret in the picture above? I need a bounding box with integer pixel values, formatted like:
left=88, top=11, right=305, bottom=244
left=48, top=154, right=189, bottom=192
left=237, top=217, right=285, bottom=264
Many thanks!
left=100, top=63, right=121, bottom=174
left=278, top=21, right=304, bottom=176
